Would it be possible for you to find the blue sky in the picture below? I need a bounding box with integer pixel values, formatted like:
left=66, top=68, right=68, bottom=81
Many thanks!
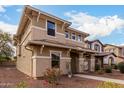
left=0, top=5, right=124, bottom=45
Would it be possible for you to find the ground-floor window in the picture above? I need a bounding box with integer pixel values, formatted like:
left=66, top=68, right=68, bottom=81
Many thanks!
left=51, top=51, right=61, bottom=68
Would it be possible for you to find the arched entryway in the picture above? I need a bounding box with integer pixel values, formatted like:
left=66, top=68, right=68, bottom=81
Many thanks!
left=108, top=57, right=114, bottom=66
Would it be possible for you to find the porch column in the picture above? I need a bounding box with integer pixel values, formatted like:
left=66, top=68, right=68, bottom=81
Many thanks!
left=66, top=49, right=72, bottom=74
left=79, top=52, right=85, bottom=73
left=90, top=55, right=95, bottom=72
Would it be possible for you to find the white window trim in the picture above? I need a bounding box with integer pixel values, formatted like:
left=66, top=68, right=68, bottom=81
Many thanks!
left=50, top=50, right=62, bottom=68
left=64, top=31, right=83, bottom=43
left=46, top=19, right=57, bottom=38
left=32, top=56, right=50, bottom=59
left=65, top=31, right=69, bottom=39
left=65, top=37, right=83, bottom=43
left=71, top=33, right=76, bottom=41
left=50, top=50, right=62, bottom=58
left=77, top=35, right=82, bottom=42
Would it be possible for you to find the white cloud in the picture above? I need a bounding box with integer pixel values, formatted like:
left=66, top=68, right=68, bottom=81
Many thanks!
left=65, top=11, right=124, bottom=39
left=3, top=14, right=10, bottom=21
left=0, top=21, right=17, bottom=34
left=0, top=5, right=6, bottom=12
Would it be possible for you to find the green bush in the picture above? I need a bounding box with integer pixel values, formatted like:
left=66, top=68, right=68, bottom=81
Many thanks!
left=16, top=81, right=27, bottom=88
left=118, top=62, right=124, bottom=73
left=112, top=64, right=118, bottom=69
left=98, top=81, right=124, bottom=88
left=95, top=64, right=100, bottom=71
left=105, top=66, right=112, bottom=73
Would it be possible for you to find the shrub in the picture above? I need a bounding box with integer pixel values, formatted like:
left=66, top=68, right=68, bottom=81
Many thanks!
left=118, top=62, right=124, bottom=73
left=43, top=68, right=61, bottom=87
left=112, top=64, right=118, bottom=69
left=98, top=81, right=124, bottom=88
left=96, top=69, right=104, bottom=74
left=95, top=64, right=100, bottom=71
left=16, top=81, right=27, bottom=88
left=105, top=66, right=112, bottom=73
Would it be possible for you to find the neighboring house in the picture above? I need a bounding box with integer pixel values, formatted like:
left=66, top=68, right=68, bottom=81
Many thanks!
left=85, top=40, right=116, bottom=67
left=104, top=44, right=124, bottom=63
left=14, top=6, right=116, bottom=78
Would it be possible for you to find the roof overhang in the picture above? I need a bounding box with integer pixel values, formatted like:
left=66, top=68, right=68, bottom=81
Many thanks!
left=16, top=5, right=72, bottom=36
left=85, top=39, right=104, bottom=46
left=95, top=52, right=117, bottom=57
left=26, top=40, right=100, bottom=54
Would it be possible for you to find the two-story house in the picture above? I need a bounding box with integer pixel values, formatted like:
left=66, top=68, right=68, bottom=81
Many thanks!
left=104, top=44, right=124, bottom=63
left=14, top=6, right=116, bottom=78
left=85, top=40, right=116, bottom=68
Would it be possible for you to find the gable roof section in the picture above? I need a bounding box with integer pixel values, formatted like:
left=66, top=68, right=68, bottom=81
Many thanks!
left=16, top=5, right=72, bottom=36
left=85, top=39, right=104, bottom=46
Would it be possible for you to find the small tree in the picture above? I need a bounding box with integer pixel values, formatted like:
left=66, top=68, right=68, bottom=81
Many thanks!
left=0, top=30, right=14, bottom=63
left=43, top=68, right=61, bottom=87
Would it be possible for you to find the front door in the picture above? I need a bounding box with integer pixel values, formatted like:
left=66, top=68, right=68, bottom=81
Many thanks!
left=70, top=52, right=79, bottom=74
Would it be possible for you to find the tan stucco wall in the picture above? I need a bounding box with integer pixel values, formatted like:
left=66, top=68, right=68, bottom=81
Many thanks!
left=31, top=46, right=71, bottom=77
left=32, top=57, right=51, bottom=77
left=16, top=24, right=32, bottom=76
left=116, top=57, right=124, bottom=63
left=104, top=45, right=119, bottom=56
left=30, top=14, right=86, bottom=48
left=32, top=15, right=63, bottom=34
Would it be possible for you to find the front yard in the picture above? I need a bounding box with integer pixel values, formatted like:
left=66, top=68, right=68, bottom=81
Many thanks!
left=0, top=66, right=124, bottom=88
left=0, top=66, right=102, bottom=88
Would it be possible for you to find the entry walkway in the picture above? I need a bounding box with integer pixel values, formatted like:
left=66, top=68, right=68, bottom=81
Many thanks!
left=74, top=74, right=124, bottom=85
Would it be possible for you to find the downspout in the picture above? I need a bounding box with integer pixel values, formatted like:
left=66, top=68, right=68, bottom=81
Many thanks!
left=25, top=45, right=34, bottom=77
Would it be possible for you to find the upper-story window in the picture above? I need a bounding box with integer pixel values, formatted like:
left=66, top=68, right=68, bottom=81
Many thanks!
left=109, top=49, right=115, bottom=53
left=87, top=43, right=91, bottom=49
left=77, top=35, right=82, bottom=42
left=94, top=44, right=100, bottom=52
left=47, top=21, right=55, bottom=36
left=65, top=31, right=69, bottom=38
left=72, top=33, right=76, bottom=40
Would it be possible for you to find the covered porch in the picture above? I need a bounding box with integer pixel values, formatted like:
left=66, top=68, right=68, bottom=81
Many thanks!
left=69, top=50, right=96, bottom=74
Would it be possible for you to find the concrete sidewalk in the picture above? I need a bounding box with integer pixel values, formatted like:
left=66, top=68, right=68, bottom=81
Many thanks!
left=74, top=74, right=124, bottom=85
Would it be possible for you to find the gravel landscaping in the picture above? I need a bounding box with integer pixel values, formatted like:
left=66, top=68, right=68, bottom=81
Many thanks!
left=0, top=66, right=102, bottom=88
